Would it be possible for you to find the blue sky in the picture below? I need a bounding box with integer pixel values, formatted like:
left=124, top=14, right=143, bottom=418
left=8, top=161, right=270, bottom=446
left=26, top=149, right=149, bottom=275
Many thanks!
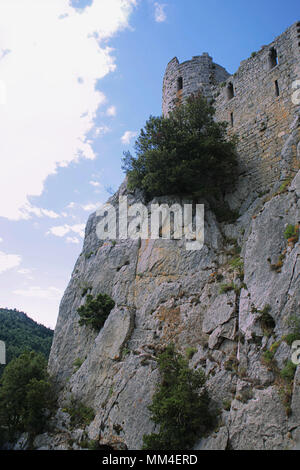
left=0, top=0, right=298, bottom=328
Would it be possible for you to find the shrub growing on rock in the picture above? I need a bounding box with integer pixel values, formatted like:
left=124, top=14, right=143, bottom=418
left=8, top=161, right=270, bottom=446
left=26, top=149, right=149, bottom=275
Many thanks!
left=63, top=397, right=95, bottom=429
left=280, top=361, right=297, bottom=383
left=284, top=315, right=300, bottom=345
left=122, top=93, right=238, bottom=200
left=259, top=304, right=275, bottom=334
left=77, top=293, right=115, bottom=331
left=142, top=344, right=213, bottom=450
left=284, top=224, right=299, bottom=241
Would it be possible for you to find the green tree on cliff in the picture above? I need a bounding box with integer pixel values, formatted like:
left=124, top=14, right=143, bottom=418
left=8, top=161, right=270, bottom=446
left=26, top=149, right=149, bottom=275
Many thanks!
left=142, top=344, right=213, bottom=450
left=122, top=93, right=238, bottom=200
left=0, top=351, right=54, bottom=444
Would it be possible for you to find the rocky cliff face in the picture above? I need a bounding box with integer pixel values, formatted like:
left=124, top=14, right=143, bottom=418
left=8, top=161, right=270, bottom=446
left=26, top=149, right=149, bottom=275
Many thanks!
left=40, top=159, right=300, bottom=450
left=32, top=24, right=300, bottom=451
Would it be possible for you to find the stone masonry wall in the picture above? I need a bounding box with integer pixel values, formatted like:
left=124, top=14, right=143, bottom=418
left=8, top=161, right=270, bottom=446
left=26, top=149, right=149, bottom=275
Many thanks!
left=162, top=22, right=300, bottom=194
left=162, top=54, right=230, bottom=116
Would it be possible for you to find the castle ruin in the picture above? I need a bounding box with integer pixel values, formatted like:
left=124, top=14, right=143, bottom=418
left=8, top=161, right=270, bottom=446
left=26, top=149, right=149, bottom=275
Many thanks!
left=162, top=22, right=300, bottom=193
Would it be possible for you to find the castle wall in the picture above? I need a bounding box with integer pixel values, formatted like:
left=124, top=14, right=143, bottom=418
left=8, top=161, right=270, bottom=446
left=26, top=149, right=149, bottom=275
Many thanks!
left=162, top=22, right=300, bottom=193
left=214, top=21, right=300, bottom=191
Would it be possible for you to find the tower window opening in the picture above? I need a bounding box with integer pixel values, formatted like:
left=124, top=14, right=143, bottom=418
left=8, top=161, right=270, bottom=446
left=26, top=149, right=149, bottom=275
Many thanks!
left=275, top=80, right=280, bottom=97
left=177, top=77, right=183, bottom=91
left=268, top=47, right=278, bottom=69
left=230, top=112, right=234, bottom=127
left=227, top=82, right=234, bottom=100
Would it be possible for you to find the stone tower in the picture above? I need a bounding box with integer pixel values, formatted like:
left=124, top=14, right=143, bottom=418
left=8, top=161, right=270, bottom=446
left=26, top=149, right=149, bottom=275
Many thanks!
left=162, top=53, right=229, bottom=116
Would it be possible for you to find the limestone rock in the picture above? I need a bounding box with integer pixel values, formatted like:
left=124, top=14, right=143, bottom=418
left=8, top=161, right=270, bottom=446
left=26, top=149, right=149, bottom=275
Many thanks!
left=228, top=387, right=290, bottom=450
left=195, top=426, right=229, bottom=450
left=45, top=169, right=300, bottom=450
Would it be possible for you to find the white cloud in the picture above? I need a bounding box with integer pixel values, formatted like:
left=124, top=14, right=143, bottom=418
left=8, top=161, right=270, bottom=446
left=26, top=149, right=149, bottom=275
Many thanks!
left=17, top=268, right=32, bottom=275
left=13, top=285, right=63, bottom=300
left=21, top=204, right=60, bottom=220
left=0, top=250, right=22, bottom=274
left=0, top=0, right=136, bottom=220
left=66, top=201, right=102, bottom=212
left=90, top=180, right=101, bottom=187
left=121, top=130, right=138, bottom=145
left=81, top=203, right=102, bottom=212
left=66, top=236, right=80, bottom=244
left=0, top=238, right=3, bottom=243
left=47, top=223, right=85, bottom=238
left=48, top=225, right=70, bottom=237
left=94, top=125, right=111, bottom=137
left=17, top=268, right=34, bottom=279
left=154, top=2, right=167, bottom=23
left=106, top=105, right=117, bottom=116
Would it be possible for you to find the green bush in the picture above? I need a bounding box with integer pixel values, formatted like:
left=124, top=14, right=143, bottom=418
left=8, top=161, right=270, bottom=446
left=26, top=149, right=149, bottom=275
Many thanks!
left=219, top=282, right=236, bottom=294
left=0, top=351, right=54, bottom=442
left=122, top=93, right=238, bottom=200
left=282, top=315, right=300, bottom=345
left=259, top=305, right=275, bottom=333
left=213, top=203, right=239, bottom=223
left=287, top=315, right=300, bottom=334
left=185, top=347, right=197, bottom=360
left=63, top=397, right=95, bottom=429
left=142, top=344, right=213, bottom=450
left=284, top=224, right=298, bottom=240
left=280, top=361, right=297, bottom=383
left=77, top=293, right=115, bottom=331
left=223, top=399, right=232, bottom=411
left=79, top=439, right=100, bottom=450
left=262, top=350, right=275, bottom=364
left=73, top=357, right=84, bottom=372
left=283, top=333, right=300, bottom=346
left=87, top=439, right=101, bottom=450
left=279, top=179, right=291, bottom=193
left=229, top=256, right=244, bottom=270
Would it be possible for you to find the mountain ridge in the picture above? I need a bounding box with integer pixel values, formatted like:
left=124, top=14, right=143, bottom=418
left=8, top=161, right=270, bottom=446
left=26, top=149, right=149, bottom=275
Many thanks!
left=0, top=308, right=53, bottom=377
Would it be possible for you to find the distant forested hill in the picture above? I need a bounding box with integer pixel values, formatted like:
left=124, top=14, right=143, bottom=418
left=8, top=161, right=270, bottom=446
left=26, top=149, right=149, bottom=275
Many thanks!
left=0, top=308, right=53, bottom=377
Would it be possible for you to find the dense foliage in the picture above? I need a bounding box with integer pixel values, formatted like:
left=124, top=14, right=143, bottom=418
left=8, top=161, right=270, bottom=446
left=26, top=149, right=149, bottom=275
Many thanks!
left=142, top=344, right=213, bottom=450
left=122, top=93, right=238, bottom=200
left=0, top=308, right=53, bottom=378
left=0, top=351, right=54, bottom=444
left=77, top=293, right=115, bottom=330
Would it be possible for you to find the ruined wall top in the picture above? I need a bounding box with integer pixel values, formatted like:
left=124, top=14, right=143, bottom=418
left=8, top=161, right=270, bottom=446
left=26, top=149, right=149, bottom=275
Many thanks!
left=162, top=53, right=229, bottom=116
